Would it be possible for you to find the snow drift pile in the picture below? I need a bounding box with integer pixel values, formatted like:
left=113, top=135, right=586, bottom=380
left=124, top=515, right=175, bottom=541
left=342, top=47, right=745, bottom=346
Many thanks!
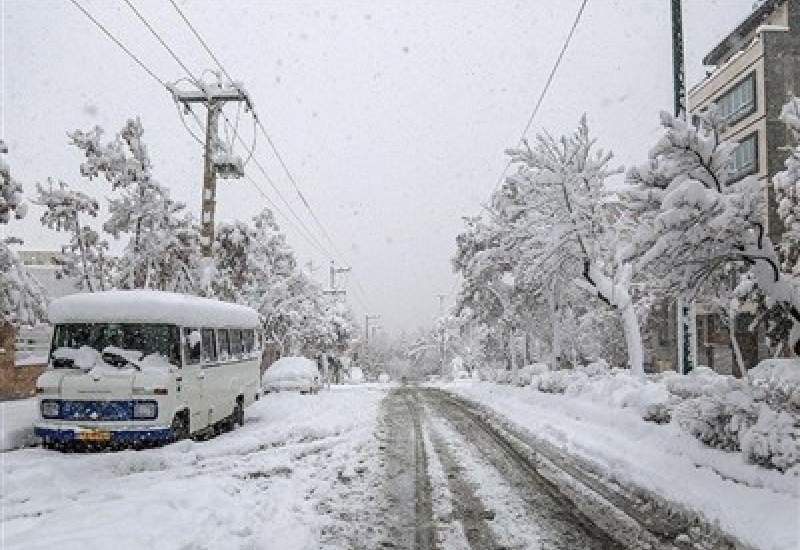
left=484, top=360, right=800, bottom=472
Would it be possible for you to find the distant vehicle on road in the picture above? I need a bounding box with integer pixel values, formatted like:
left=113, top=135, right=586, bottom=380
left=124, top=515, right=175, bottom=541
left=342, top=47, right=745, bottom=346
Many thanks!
left=34, top=290, right=263, bottom=449
left=262, top=356, right=321, bottom=394
left=348, top=366, right=365, bottom=384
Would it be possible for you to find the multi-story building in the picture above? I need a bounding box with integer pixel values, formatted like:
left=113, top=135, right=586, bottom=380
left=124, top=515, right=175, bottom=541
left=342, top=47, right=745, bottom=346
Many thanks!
left=685, top=0, right=800, bottom=373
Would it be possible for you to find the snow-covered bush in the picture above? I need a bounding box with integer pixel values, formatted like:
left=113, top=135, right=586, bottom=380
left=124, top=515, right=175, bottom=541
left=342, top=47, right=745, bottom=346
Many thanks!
left=673, top=390, right=758, bottom=451
left=747, top=359, right=800, bottom=414
left=515, top=363, right=549, bottom=386
left=662, top=367, right=745, bottom=401
left=572, top=368, right=673, bottom=423
left=493, top=368, right=512, bottom=384
left=740, top=404, right=800, bottom=472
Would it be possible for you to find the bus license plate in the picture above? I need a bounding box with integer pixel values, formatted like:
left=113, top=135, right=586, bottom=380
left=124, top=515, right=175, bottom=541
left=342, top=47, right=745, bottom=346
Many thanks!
left=78, top=430, right=111, bottom=442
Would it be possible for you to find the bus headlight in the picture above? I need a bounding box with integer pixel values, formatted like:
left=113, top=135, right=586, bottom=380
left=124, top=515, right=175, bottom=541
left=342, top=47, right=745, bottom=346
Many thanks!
left=41, top=400, right=61, bottom=419
left=132, top=400, right=158, bottom=420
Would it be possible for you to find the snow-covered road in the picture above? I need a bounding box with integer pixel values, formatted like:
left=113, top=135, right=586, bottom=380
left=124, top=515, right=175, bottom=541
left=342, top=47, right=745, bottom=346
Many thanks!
left=1, top=386, right=386, bottom=550
left=376, top=387, right=742, bottom=550
left=3, top=384, right=794, bottom=549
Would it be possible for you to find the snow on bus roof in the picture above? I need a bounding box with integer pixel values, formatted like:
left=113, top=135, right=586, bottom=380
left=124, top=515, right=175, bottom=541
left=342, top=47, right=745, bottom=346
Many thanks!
left=49, top=290, right=261, bottom=328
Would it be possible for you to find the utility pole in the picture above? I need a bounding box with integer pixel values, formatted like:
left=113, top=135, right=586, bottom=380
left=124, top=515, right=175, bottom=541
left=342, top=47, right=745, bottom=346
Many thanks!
left=364, top=314, right=380, bottom=370
left=671, top=0, right=686, bottom=117
left=172, top=77, right=252, bottom=259
left=436, top=293, right=447, bottom=376
left=671, top=0, right=696, bottom=375
left=364, top=314, right=380, bottom=348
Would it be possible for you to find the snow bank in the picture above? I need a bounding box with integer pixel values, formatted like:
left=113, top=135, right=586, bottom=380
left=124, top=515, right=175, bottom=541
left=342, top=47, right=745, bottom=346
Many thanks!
left=486, top=360, right=800, bottom=473
left=49, top=290, right=260, bottom=328
left=263, top=356, right=318, bottom=383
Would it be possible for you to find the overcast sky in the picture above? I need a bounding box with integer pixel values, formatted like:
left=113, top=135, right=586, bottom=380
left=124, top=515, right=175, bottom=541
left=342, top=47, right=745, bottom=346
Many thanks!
left=2, top=0, right=756, bottom=333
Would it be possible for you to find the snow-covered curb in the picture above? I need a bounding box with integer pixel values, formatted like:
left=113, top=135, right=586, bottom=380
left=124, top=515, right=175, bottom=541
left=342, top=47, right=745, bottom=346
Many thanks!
left=441, top=380, right=799, bottom=550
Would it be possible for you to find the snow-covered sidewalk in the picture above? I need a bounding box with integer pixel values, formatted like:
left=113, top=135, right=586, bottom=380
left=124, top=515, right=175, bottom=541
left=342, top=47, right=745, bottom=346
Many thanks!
left=1, top=386, right=386, bottom=550
left=444, top=380, right=799, bottom=550
left=0, top=398, right=38, bottom=451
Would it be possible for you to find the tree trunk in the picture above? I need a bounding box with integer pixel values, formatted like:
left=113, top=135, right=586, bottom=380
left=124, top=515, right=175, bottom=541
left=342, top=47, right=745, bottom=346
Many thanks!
left=550, top=281, right=560, bottom=370
left=728, top=299, right=746, bottom=378
left=587, top=263, right=644, bottom=376
left=74, top=214, right=93, bottom=292
left=509, top=324, right=518, bottom=384
left=620, top=297, right=644, bottom=376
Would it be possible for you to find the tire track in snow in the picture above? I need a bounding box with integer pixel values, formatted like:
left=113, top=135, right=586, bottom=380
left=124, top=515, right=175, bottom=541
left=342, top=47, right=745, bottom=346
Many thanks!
left=419, top=419, right=471, bottom=550
left=420, top=388, right=625, bottom=550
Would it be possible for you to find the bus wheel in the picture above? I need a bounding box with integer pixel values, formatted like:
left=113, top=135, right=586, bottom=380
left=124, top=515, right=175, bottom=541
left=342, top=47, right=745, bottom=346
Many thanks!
left=234, top=398, right=245, bottom=427
left=171, top=411, right=190, bottom=441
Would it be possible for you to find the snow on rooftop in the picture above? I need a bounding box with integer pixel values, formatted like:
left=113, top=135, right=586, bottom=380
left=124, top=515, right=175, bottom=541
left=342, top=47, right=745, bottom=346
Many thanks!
left=48, top=290, right=260, bottom=328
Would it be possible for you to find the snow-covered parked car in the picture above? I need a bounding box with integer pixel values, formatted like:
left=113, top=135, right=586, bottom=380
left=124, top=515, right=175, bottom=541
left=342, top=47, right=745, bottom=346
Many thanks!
left=262, top=356, right=321, bottom=394
left=34, top=290, right=264, bottom=449
left=348, top=366, right=365, bottom=384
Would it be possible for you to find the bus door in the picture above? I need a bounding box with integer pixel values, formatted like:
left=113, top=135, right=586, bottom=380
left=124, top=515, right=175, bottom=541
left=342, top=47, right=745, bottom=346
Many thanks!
left=181, top=327, right=207, bottom=432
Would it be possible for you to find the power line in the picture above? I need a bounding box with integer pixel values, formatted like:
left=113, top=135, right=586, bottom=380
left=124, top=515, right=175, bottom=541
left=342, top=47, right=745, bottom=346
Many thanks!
left=168, top=0, right=233, bottom=83
left=68, top=0, right=334, bottom=277
left=121, top=0, right=200, bottom=84
left=168, top=1, right=372, bottom=308
left=247, top=151, right=334, bottom=258
left=119, top=0, right=329, bottom=262
left=251, top=117, right=345, bottom=258
left=166, top=0, right=346, bottom=257
left=68, top=0, right=167, bottom=89
left=243, top=172, right=331, bottom=258
left=490, top=0, right=589, bottom=194
left=166, top=1, right=339, bottom=254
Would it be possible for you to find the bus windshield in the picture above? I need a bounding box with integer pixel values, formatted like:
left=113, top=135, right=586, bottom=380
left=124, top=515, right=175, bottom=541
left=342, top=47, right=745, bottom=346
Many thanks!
left=51, top=323, right=181, bottom=367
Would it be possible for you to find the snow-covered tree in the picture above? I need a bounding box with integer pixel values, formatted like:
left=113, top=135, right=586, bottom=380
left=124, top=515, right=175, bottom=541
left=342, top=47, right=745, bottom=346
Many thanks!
left=34, top=179, right=109, bottom=291
left=625, top=109, right=800, bottom=354
left=213, top=220, right=251, bottom=302
left=70, top=118, right=200, bottom=291
left=0, top=140, right=46, bottom=325
left=774, top=97, right=800, bottom=277
left=498, top=116, right=643, bottom=373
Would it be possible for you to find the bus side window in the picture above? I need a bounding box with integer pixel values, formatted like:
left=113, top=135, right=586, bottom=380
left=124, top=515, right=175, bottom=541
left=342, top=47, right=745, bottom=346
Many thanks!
left=230, top=329, right=243, bottom=358
left=182, top=327, right=202, bottom=366
left=243, top=329, right=254, bottom=357
left=201, top=328, right=217, bottom=364
left=169, top=326, right=182, bottom=366
left=217, top=329, right=231, bottom=362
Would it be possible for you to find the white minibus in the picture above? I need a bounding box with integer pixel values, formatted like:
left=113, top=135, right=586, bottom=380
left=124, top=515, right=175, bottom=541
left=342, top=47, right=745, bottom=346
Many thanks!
left=34, top=290, right=263, bottom=448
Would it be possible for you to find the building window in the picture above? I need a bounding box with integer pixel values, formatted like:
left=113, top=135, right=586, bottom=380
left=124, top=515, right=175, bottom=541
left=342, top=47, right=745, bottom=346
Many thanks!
left=730, top=132, right=758, bottom=179
left=717, top=72, right=756, bottom=126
